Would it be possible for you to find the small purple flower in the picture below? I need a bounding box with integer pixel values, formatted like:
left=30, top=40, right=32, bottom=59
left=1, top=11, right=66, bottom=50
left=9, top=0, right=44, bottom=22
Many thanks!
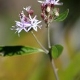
left=11, top=21, right=31, bottom=36
left=38, top=0, right=63, bottom=5
left=28, top=14, right=42, bottom=31
left=11, top=6, right=42, bottom=35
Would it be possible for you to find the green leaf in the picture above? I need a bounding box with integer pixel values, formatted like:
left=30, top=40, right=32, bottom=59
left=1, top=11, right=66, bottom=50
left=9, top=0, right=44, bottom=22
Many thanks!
left=0, top=46, right=44, bottom=56
left=21, top=46, right=44, bottom=54
left=54, top=9, right=69, bottom=21
left=51, top=45, right=63, bottom=59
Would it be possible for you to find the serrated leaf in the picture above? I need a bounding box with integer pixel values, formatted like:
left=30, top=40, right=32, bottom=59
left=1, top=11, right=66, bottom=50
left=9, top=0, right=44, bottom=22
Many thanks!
left=54, top=9, right=69, bottom=21
left=0, top=46, right=44, bottom=56
left=51, top=45, right=63, bottom=59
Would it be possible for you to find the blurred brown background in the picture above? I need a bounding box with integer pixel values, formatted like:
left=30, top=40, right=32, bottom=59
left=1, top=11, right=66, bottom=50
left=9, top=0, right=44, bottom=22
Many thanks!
left=0, top=0, right=80, bottom=80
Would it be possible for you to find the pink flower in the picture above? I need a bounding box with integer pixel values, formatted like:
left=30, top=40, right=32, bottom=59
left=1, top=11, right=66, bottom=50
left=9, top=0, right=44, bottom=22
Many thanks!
left=11, top=6, right=42, bottom=35
left=28, top=14, right=42, bottom=31
left=38, top=0, right=63, bottom=5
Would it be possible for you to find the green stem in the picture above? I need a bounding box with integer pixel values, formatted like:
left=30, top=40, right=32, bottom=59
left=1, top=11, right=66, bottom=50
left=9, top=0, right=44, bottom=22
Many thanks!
left=47, top=20, right=59, bottom=80
left=31, top=31, right=49, bottom=54
left=51, top=59, right=59, bottom=80
left=47, top=24, right=51, bottom=49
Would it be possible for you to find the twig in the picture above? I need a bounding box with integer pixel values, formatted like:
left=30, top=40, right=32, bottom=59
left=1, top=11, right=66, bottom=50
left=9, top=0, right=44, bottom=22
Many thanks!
left=51, top=59, right=59, bottom=80
left=47, top=24, right=51, bottom=49
left=31, top=31, right=49, bottom=54
left=47, top=18, right=59, bottom=80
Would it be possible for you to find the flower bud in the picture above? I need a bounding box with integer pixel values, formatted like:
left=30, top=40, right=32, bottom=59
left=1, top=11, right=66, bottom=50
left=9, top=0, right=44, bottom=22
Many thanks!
left=54, top=9, right=59, bottom=16
left=55, top=11, right=59, bottom=16
left=46, top=6, right=51, bottom=13
left=51, top=4, right=54, bottom=8
left=49, top=15, right=52, bottom=19
left=53, top=8, right=59, bottom=17
left=24, top=17, right=28, bottom=22
left=44, top=18, right=48, bottom=23
left=28, top=10, right=34, bottom=15
left=41, top=13, right=45, bottom=19
left=41, top=4, right=45, bottom=11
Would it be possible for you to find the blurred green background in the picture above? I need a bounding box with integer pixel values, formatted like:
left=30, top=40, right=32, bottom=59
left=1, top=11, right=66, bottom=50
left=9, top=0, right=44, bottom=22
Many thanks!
left=0, top=0, right=80, bottom=80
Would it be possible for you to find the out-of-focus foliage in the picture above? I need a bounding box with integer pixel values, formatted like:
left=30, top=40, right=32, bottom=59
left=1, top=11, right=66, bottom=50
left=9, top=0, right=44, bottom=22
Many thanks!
left=54, top=9, right=69, bottom=21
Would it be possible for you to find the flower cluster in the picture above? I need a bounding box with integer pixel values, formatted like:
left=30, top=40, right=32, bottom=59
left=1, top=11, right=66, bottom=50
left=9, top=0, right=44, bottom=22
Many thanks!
left=11, top=0, right=63, bottom=35
left=11, top=6, right=42, bottom=35
left=38, top=0, right=63, bottom=23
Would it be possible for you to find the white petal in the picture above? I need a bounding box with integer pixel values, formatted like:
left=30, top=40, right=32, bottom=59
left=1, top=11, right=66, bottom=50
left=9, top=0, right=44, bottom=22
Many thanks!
left=29, top=14, right=32, bottom=20
left=24, top=22, right=31, bottom=27
left=23, top=28, right=28, bottom=32
left=16, top=22, right=22, bottom=27
left=38, top=25, right=42, bottom=29
left=33, top=15, right=37, bottom=20
left=54, top=2, right=63, bottom=5
left=56, top=0, right=59, bottom=3
left=18, top=28, right=23, bottom=33
left=27, top=27, right=32, bottom=31
left=46, top=0, right=49, bottom=3
left=33, top=26, right=37, bottom=31
left=36, top=21, right=41, bottom=25
left=23, top=6, right=31, bottom=11
left=38, top=0, right=44, bottom=3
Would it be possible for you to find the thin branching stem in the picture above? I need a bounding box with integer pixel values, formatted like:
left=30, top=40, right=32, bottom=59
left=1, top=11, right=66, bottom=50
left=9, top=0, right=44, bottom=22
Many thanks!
left=47, top=18, right=59, bottom=80
left=31, top=31, right=49, bottom=54
left=47, top=24, right=51, bottom=49
left=51, top=59, right=59, bottom=80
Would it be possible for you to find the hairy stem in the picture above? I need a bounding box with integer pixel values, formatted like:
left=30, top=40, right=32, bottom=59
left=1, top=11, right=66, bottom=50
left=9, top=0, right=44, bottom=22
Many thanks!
left=31, top=31, right=49, bottom=54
